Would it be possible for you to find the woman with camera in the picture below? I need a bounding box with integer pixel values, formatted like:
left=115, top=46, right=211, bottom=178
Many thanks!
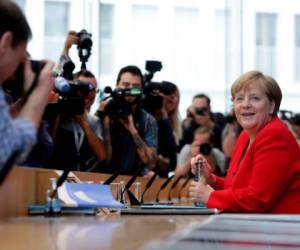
left=189, top=71, right=300, bottom=213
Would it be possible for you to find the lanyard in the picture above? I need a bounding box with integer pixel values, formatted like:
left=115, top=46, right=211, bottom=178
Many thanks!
left=72, top=122, right=84, bottom=170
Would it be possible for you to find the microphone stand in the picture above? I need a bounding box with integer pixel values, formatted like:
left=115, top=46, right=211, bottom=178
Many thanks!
left=155, top=174, right=175, bottom=203
left=167, top=175, right=183, bottom=201
left=140, top=172, right=158, bottom=204
left=103, top=168, right=123, bottom=185
left=45, top=170, right=70, bottom=216
left=120, top=167, right=144, bottom=206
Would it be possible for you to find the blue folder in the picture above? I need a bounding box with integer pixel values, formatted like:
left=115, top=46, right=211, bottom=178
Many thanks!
left=57, top=183, right=125, bottom=209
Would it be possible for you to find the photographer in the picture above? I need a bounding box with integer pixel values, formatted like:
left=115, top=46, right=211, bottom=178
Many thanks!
left=0, top=1, right=54, bottom=169
left=97, top=65, right=158, bottom=175
left=280, top=111, right=300, bottom=147
left=175, top=126, right=226, bottom=177
left=180, top=93, right=223, bottom=150
left=50, top=32, right=107, bottom=171
left=143, top=81, right=180, bottom=177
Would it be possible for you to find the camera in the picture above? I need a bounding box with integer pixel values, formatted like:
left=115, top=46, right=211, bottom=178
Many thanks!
left=199, top=143, right=212, bottom=155
left=142, top=81, right=177, bottom=114
left=142, top=60, right=163, bottom=114
left=279, top=110, right=293, bottom=121
left=101, top=86, right=142, bottom=119
left=142, top=60, right=177, bottom=114
left=195, top=107, right=209, bottom=116
left=76, top=29, right=93, bottom=70
left=291, top=113, right=300, bottom=126
left=44, top=29, right=94, bottom=118
left=44, top=79, right=96, bottom=119
left=226, top=114, right=236, bottom=124
left=2, top=60, right=45, bottom=102
left=143, top=60, right=162, bottom=83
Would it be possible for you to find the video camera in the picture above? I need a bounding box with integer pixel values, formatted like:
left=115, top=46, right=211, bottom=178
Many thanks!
left=44, top=29, right=94, bottom=119
left=44, top=78, right=96, bottom=119
left=142, top=60, right=177, bottom=114
left=100, top=86, right=142, bottom=119
left=143, top=81, right=177, bottom=114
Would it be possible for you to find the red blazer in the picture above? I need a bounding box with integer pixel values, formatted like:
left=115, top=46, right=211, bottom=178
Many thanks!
left=207, top=116, right=300, bottom=213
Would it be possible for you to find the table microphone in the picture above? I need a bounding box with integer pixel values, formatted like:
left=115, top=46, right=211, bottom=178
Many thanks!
left=140, top=172, right=159, bottom=204
left=155, top=173, right=175, bottom=203
left=120, top=166, right=144, bottom=206
left=167, top=175, right=183, bottom=201
left=103, top=168, right=123, bottom=185
left=46, top=169, right=70, bottom=216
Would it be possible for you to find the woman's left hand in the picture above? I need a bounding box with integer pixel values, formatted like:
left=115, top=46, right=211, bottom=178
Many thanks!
left=189, top=181, right=214, bottom=205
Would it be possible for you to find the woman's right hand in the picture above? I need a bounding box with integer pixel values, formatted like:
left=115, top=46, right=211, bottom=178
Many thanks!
left=190, top=154, right=215, bottom=186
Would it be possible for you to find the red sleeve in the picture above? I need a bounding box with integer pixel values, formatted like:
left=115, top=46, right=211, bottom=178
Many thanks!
left=207, top=127, right=295, bottom=212
left=212, top=175, right=225, bottom=190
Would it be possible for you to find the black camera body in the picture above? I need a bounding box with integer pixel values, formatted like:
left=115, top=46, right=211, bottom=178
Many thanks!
left=44, top=80, right=95, bottom=119
left=279, top=110, right=293, bottom=121
left=102, top=86, right=142, bottom=119
left=195, top=107, right=209, bottom=116
left=76, top=29, right=92, bottom=69
left=2, top=60, right=45, bottom=102
left=142, top=60, right=178, bottom=114
left=142, top=81, right=177, bottom=114
left=44, top=29, right=93, bottom=118
left=291, top=113, right=300, bottom=126
left=199, top=143, right=212, bottom=155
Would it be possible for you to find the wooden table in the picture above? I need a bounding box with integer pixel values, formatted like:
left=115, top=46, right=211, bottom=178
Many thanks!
left=0, top=214, right=208, bottom=250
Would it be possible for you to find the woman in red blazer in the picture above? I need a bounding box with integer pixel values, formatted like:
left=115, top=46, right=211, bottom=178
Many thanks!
left=189, top=70, right=300, bottom=213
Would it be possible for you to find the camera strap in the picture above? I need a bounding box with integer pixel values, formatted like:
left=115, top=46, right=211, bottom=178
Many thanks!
left=72, top=122, right=84, bottom=169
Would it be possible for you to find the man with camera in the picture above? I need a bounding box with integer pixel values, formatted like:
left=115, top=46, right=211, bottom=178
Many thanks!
left=180, top=93, right=223, bottom=150
left=0, top=1, right=54, bottom=171
left=97, top=65, right=158, bottom=175
left=51, top=32, right=107, bottom=171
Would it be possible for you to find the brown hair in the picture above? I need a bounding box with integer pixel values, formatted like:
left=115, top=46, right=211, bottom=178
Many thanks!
left=231, top=70, right=282, bottom=115
left=0, top=1, right=32, bottom=47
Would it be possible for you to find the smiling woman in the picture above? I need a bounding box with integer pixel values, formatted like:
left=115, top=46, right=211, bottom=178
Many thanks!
left=231, top=71, right=281, bottom=142
left=188, top=70, right=300, bottom=214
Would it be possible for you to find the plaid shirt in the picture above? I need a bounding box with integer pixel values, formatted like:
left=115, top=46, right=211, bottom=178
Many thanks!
left=0, top=88, right=37, bottom=169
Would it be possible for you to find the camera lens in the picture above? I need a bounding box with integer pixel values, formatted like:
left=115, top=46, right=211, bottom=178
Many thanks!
left=195, top=107, right=208, bottom=116
left=199, top=143, right=212, bottom=155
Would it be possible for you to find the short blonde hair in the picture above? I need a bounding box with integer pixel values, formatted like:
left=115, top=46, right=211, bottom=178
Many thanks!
left=231, top=70, right=282, bottom=115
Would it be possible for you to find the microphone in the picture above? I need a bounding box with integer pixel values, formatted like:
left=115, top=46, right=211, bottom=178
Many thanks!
left=177, top=173, right=191, bottom=201
left=49, top=170, right=71, bottom=199
left=120, top=166, right=144, bottom=206
left=167, top=175, right=183, bottom=201
left=140, top=172, right=159, bottom=204
left=155, top=173, right=175, bottom=203
left=103, top=168, right=123, bottom=185
left=54, top=76, right=71, bottom=93
left=46, top=170, right=70, bottom=216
